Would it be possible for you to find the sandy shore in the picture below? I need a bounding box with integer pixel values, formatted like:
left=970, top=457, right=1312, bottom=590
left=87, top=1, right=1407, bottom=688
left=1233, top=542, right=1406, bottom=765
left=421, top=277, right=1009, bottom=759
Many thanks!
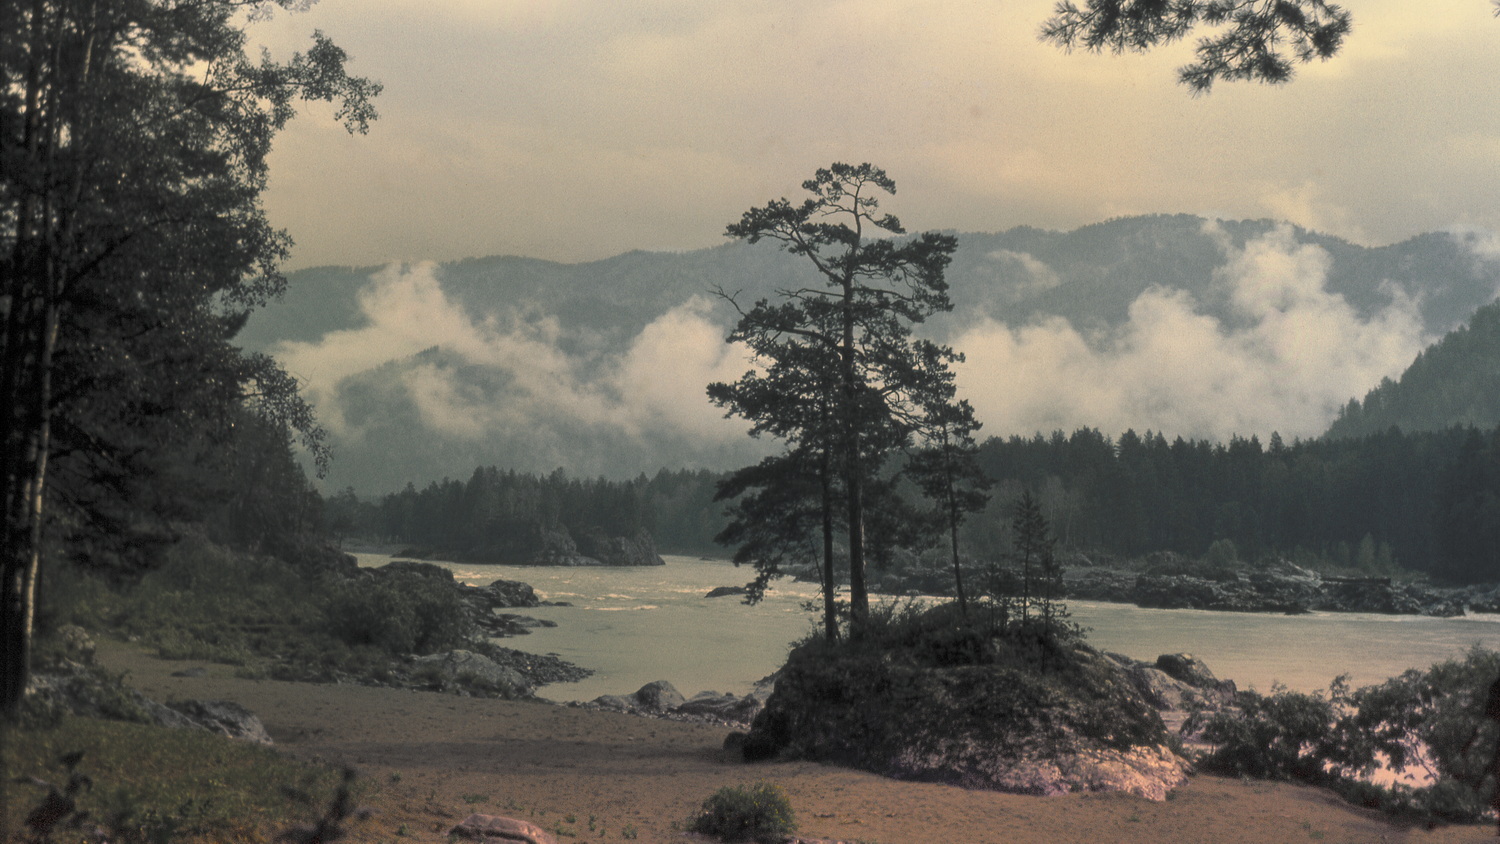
left=97, top=640, right=1495, bottom=844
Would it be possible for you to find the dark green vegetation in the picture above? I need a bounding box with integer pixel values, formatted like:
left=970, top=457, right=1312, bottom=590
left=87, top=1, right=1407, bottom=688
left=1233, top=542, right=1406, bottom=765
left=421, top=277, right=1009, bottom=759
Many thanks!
left=973, top=423, right=1500, bottom=583
left=688, top=782, right=798, bottom=844
left=1, top=0, right=378, bottom=714
left=3, top=717, right=362, bottom=842
left=1329, top=298, right=1500, bottom=440
left=35, top=534, right=570, bottom=694
left=738, top=600, right=1168, bottom=794
left=330, top=466, right=725, bottom=556
left=1040, top=0, right=1353, bottom=92
left=1188, top=647, right=1500, bottom=824
left=358, top=418, right=1500, bottom=587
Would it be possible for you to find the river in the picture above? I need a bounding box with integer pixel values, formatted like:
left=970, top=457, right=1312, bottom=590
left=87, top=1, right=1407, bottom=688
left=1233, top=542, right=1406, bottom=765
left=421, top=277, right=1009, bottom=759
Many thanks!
left=355, top=553, right=1500, bottom=703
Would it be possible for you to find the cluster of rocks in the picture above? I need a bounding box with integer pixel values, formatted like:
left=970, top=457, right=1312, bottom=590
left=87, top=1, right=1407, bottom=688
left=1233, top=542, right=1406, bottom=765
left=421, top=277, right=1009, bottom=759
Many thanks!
left=1105, top=651, right=1237, bottom=742
left=23, top=625, right=272, bottom=745
left=369, top=560, right=564, bottom=639
left=577, top=679, right=772, bottom=727
left=842, top=551, right=1500, bottom=618
left=1066, top=559, right=1474, bottom=616
left=409, top=646, right=592, bottom=697
left=397, top=524, right=665, bottom=567
left=338, top=561, right=592, bottom=695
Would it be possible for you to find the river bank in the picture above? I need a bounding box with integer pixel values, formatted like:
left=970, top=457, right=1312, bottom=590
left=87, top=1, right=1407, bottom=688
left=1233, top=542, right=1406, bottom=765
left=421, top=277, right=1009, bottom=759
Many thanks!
left=85, top=638, right=1494, bottom=844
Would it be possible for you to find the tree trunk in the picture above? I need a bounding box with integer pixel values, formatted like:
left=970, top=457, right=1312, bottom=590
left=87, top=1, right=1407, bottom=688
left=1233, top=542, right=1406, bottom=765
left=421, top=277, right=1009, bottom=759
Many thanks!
left=1, top=302, right=56, bottom=718
left=819, top=451, right=838, bottom=642
left=950, top=502, right=966, bottom=617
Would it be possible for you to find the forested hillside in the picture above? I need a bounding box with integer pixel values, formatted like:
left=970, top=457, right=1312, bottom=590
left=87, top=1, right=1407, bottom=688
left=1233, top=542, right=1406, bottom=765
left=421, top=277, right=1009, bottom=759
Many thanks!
left=1327, top=298, right=1500, bottom=439
left=970, top=426, right=1494, bottom=581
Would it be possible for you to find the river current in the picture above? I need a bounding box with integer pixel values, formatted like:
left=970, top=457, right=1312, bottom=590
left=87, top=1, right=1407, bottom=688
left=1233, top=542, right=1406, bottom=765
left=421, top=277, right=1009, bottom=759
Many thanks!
left=354, top=553, right=1500, bottom=703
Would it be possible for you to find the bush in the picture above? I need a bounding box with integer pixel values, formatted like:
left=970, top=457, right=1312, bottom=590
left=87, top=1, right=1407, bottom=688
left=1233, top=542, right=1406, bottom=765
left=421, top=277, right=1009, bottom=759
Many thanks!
left=1188, top=681, right=1351, bottom=781
left=322, top=573, right=474, bottom=655
left=1187, top=647, right=1500, bottom=826
left=689, top=782, right=797, bottom=843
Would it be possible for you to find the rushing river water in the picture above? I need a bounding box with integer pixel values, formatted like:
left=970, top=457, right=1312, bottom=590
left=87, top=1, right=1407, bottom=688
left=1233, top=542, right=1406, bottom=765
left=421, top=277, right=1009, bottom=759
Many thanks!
left=355, top=553, right=1500, bottom=703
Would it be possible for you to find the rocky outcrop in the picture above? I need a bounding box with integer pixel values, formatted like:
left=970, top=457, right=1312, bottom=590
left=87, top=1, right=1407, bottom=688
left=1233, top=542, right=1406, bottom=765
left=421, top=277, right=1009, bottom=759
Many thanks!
left=164, top=700, right=273, bottom=745
left=442, top=577, right=569, bottom=639
left=414, top=522, right=666, bottom=566
left=449, top=814, right=558, bottom=844
left=1065, top=563, right=1471, bottom=617
left=373, top=559, right=456, bottom=581
left=412, top=650, right=529, bottom=696
left=582, top=679, right=771, bottom=726
left=736, top=615, right=1186, bottom=800
left=24, top=632, right=274, bottom=744
left=705, top=585, right=748, bottom=598
left=478, top=579, right=544, bottom=608
left=576, top=527, right=664, bottom=567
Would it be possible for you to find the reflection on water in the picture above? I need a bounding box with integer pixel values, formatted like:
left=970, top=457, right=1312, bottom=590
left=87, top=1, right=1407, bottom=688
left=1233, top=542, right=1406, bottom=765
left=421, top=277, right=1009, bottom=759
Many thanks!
left=354, top=553, right=1500, bottom=703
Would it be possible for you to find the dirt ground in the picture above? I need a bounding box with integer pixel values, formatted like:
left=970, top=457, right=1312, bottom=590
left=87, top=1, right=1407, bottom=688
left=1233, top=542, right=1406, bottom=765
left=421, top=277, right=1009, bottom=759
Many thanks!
left=97, top=640, right=1498, bottom=844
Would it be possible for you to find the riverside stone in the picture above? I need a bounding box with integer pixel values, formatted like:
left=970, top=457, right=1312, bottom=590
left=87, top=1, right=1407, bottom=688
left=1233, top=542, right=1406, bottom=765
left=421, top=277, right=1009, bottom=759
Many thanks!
left=480, top=579, right=543, bottom=608
left=165, top=699, right=273, bottom=745
left=631, top=680, right=685, bottom=711
left=412, top=650, right=528, bottom=695
left=448, top=814, right=558, bottom=843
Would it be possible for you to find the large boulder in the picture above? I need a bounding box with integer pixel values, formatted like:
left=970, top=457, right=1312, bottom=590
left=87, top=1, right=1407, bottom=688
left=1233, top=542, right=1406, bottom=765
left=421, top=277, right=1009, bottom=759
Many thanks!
left=1154, top=653, right=1222, bottom=689
left=674, top=690, right=768, bottom=724
left=375, top=559, right=456, bottom=581
left=449, top=814, right=557, bottom=843
left=631, top=680, right=685, bottom=711
left=577, top=528, right=664, bottom=567
left=412, top=650, right=529, bottom=696
left=481, top=579, right=543, bottom=608
left=165, top=700, right=273, bottom=745
left=528, top=524, right=599, bottom=566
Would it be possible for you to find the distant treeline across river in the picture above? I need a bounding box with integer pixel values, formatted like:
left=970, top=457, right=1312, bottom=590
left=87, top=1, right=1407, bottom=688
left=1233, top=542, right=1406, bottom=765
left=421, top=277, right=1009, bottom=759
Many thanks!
left=329, top=422, right=1500, bottom=583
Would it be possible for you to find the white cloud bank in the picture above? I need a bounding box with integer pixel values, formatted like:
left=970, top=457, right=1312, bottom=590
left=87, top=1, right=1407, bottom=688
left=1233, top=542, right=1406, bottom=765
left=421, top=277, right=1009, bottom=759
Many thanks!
left=272, top=263, right=756, bottom=454
left=274, top=225, right=1440, bottom=483
left=953, top=225, right=1431, bottom=442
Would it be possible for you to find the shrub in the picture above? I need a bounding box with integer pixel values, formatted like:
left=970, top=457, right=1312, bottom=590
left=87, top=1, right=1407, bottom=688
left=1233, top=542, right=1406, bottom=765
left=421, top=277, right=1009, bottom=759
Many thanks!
left=1187, top=647, right=1500, bottom=826
left=322, top=573, right=473, bottom=655
left=1188, top=681, right=1352, bottom=781
left=689, top=782, right=797, bottom=844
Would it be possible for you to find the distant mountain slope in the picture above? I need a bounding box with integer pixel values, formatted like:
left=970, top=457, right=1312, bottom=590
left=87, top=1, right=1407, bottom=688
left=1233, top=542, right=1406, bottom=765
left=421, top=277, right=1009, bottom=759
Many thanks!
left=241, top=215, right=1497, bottom=355
left=239, top=215, right=1500, bottom=493
left=1326, top=298, right=1500, bottom=439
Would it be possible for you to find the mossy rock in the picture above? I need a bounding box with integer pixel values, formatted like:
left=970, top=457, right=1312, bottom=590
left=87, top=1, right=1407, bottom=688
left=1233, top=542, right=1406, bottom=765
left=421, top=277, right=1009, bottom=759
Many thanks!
left=741, top=608, right=1186, bottom=799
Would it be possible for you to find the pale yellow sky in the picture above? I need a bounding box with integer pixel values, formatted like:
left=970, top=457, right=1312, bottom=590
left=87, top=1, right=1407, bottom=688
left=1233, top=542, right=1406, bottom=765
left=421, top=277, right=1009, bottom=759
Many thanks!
left=251, top=0, right=1500, bottom=269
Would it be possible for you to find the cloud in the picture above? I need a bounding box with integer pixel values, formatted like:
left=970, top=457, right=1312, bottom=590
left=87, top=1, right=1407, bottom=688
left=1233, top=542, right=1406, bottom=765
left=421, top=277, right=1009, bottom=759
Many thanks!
left=953, top=225, right=1430, bottom=441
left=272, top=264, right=757, bottom=473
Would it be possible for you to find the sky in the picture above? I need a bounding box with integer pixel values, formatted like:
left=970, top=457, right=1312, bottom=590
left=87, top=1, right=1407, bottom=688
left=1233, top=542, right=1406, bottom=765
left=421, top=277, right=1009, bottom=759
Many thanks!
left=251, top=0, right=1500, bottom=270
left=246, top=1, right=1500, bottom=481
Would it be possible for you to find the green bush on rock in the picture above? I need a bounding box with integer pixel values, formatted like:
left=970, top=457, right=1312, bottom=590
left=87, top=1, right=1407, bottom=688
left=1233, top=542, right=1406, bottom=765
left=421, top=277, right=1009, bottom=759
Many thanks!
left=739, top=602, right=1185, bottom=799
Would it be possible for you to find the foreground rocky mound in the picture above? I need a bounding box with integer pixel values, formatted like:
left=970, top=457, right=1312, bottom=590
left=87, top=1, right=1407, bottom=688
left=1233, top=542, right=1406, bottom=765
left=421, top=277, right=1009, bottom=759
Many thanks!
left=736, top=607, right=1190, bottom=800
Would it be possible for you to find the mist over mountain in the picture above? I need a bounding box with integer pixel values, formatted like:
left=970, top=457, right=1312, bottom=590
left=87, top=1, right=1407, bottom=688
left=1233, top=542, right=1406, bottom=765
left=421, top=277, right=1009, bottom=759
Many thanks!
left=1326, top=296, right=1500, bottom=440
left=240, top=214, right=1500, bottom=493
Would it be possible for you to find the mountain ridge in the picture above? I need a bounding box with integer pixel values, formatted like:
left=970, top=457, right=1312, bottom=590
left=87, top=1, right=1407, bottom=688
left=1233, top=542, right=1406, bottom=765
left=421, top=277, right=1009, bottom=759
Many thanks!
left=240, top=214, right=1500, bottom=493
